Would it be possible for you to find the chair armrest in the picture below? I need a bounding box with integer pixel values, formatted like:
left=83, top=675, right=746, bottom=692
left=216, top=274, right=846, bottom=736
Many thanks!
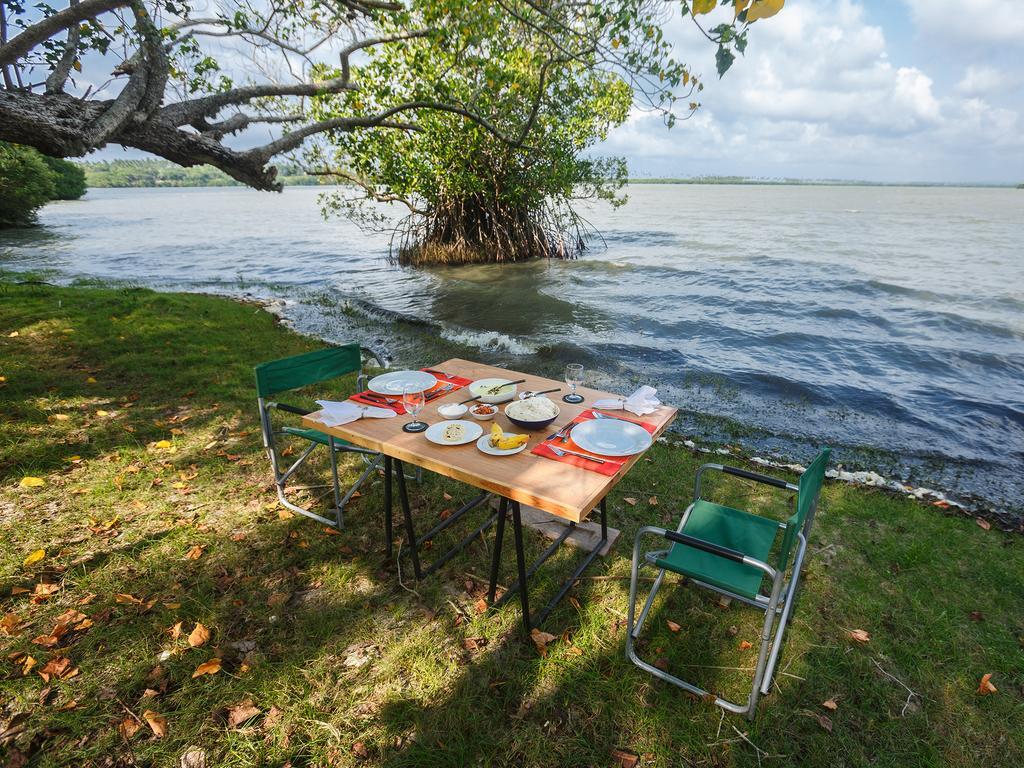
left=360, top=346, right=388, bottom=369
left=268, top=401, right=312, bottom=417
left=694, top=462, right=799, bottom=500
left=663, top=530, right=778, bottom=579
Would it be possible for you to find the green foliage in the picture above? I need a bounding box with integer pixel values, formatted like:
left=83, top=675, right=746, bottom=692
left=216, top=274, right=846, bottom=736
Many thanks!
left=40, top=155, right=87, bottom=200
left=0, top=142, right=56, bottom=228
left=83, top=159, right=325, bottom=188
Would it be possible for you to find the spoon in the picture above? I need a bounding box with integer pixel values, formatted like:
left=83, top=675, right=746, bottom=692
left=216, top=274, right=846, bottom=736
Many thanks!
left=519, top=387, right=561, bottom=399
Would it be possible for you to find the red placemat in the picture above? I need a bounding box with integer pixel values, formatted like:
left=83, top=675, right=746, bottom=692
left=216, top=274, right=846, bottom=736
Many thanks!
left=349, top=368, right=471, bottom=414
left=531, top=409, right=658, bottom=475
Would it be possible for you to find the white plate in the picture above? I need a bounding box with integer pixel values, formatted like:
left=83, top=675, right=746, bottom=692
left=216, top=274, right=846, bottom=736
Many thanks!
left=476, top=432, right=528, bottom=456
left=468, top=378, right=518, bottom=404
left=424, top=420, right=483, bottom=446
left=368, top=370, right=436, bottom=395
left=570, top=418, right=652, bottom=457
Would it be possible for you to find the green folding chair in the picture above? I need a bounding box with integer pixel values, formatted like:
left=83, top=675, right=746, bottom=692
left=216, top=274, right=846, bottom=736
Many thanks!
left=255, top=344, right=386, bottom=529
left=626, top=448, right=831, bottom=719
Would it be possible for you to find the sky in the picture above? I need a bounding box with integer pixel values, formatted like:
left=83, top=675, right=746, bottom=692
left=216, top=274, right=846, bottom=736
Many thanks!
left=600, top=0, right=1024, bottom=182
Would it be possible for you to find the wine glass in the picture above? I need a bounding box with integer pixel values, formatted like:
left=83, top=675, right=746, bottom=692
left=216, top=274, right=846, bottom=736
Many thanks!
left=563, top=363, right=584, bottom=404
left=402, top=385, right=428, bottom=433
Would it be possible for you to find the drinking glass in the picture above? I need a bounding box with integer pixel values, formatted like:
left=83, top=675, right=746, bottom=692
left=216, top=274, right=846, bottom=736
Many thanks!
left=402, top=385, right=428, bottom=433
left=563, top=363, right=585, bottom=404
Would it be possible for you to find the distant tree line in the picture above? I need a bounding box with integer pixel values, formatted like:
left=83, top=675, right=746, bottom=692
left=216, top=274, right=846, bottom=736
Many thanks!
left=0, top=142, right=86, bottom=227
left=83, top=159, right=327, bottom=189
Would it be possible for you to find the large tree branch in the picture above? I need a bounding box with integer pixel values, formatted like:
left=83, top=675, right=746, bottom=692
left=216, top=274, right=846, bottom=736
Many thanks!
left=0, top=0, right=128, bottom=66
left=44, top=0, right=81, bottom=94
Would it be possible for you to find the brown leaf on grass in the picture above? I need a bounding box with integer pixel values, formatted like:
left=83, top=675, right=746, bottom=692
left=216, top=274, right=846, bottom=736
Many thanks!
left=648, top=496, right=658, bottom=506
left=226, top=699, right=262, bottom=728
left=78, top=593, right=98, bottom=605
left=977, top=673, right=997, bottom=695
left=277, top=508, right=295, bottom=520
left=474, top=598, right=488, bottom=614
left=187, top=623, right=211, bottom=648
left=463, top=637, right=483, bottom=652
left=0, top=612, right=22, bottom=636
left=143, top=709, right=168, bottom=737
left=975, top=518, right=991, bottom=531
left=184, top=545, right=204, bottom=560
left=54, top=609, right=87, bottom=626
left=816, top=713, right=833, bottom=732
left=848, top=629, right=870, bottom=643
left=666, top=620, right=681, bottom=633
left=529, top=628, right=558, bottom=657
left=266, top=591, right=290, bottom=608
left=38, top=656, right=78, bottom=682
left=191, top=657, right=222, bottom=678
left=119, top=716, right=142, bottom=739
left=19, top=655, right=38, bottom=676
left=31, top=623, right=70, bottom=647
left=653, top=657, right=669, bottom=671
left=611, top=747, right=640, bottom=768
left=115, top=593, right=143, bottom=605
left=263, top=705, right=284, bottom=730
left=352, top=741, right=370, bottom=759
left=738, top=640, right=753, bottom=651
left=623, top=497, right=638, bottom=506
left=822, top=698, right=839, bottom=711
left=169, top=621, right=184, bottom=640
left=322, top=526, right=341, bottom=536
left=179, top=747, right=208, bottom=768
left=32, top=583, right=60, bottom=602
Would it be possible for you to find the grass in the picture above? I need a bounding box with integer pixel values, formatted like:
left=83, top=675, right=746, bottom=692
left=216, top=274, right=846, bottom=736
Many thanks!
left=1, top=280, right=1022, bottom=768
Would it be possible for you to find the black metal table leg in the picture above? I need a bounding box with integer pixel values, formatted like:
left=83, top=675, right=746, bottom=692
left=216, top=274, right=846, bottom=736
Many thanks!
left=511, top=500, right=531, bottom=634
left=394, top=459, right=423, bottom=579
left=383, top=456, right=393, bottom=559
left=488, top=497, right=509, bottom=602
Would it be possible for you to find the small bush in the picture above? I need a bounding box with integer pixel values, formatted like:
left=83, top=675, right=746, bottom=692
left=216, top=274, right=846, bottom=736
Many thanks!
left=0, top=141, right=57, bottom=227
left=41, top=154, right=87, bottom=200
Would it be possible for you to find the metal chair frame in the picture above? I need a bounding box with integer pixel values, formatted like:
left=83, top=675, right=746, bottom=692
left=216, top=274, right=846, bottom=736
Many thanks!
left=257, top=346, right=398, bottom=529
left=626, top=462, right=820, bottom=719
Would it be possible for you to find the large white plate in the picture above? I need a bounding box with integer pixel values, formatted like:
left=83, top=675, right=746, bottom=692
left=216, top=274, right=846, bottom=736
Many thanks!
left=424, top=420, right=483, bottom=446
left=571, top=418, right=652, bottom=457
left=476, top=433, right=528, bottom=456
left=368, top=370, right=436, bottom=395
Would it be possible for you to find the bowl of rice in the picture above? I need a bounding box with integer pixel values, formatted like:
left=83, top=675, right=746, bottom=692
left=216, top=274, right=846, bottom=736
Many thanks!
left=504, top=396, right=560, bottom=430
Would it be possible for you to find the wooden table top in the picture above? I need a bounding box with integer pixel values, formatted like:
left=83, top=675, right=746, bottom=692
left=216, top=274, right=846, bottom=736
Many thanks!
left=302, top=358, right=677, bottom=523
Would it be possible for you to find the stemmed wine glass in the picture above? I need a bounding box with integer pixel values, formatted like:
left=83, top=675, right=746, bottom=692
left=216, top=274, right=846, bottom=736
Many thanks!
left=402, top=385, right=428, bottom=433
left=563, top=363, right=585, bottom=404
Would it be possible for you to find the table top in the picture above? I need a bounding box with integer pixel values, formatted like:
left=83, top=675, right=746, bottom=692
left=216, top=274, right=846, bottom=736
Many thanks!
left=302, top=358, right=677, bottom=523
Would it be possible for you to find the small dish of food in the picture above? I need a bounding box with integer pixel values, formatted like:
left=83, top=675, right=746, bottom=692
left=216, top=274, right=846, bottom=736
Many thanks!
left=437, top=402, right=468, bottom=419
left=424, top=420, right=482, bottom=446
left=468, top=378, right=518, bottom=404
left=477, top=424, right=529, bottom=455
left=470, top=403, right=498, bottom=420
left=504, top=396, right=560, bottom=430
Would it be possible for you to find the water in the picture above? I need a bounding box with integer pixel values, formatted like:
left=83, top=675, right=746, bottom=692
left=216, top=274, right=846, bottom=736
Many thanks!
left=2, top=185, right=1022, bottom=512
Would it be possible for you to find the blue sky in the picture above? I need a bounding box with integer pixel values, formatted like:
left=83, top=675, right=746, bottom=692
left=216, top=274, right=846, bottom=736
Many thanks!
left=598, top=0, right=1024, bottom=182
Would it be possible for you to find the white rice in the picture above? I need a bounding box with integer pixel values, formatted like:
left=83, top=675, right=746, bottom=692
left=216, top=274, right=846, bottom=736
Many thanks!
left=506, top=397, right=559, bottom=421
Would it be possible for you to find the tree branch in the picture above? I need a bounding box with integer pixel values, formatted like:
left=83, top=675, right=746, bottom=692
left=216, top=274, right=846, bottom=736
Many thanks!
left=45, top=0, right=81, bottom=95
left=0, top=0, right=128, bottom=67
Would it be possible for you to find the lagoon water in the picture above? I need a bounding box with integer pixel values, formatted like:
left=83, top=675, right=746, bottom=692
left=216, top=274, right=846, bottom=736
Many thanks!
left=2, top=184, right=1022, bottom=511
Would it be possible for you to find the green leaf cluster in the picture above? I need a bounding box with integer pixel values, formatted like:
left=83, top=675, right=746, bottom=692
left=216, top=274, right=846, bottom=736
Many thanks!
left=0, top=142, right=84, bottom=228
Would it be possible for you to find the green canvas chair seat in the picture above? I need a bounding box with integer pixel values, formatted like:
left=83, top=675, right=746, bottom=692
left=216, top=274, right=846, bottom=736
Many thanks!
left=255, top=344, right=383, bottom=529
left=280, top=426, right=355, bottom=448
left=654, top=500, right=779, bottom=600
left=627, top=448, right=831, bottom=720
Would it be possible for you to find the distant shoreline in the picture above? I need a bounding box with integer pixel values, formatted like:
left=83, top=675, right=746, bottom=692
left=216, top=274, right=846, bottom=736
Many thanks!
left=627, top=176, right=1021, bottom=189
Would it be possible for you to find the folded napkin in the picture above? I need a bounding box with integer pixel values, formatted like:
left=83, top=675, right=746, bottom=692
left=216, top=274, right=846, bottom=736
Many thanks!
left=592, top=385, right=661, bottom=416
left=314, top=400, right=396, bottom=427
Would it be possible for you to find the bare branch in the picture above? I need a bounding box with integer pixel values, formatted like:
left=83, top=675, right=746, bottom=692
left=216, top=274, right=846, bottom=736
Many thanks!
left=45, top=0, right=82, bottom=95
left=0, top=0, right=128, bottom=67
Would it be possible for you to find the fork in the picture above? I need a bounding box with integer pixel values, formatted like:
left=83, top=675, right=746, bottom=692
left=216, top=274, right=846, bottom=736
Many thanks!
left=548, top=445, right=607, bottom=464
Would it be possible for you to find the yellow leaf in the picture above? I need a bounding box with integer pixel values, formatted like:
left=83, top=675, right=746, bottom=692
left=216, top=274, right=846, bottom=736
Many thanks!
left=52, top=413, right=70, bottom=421
left=191, top=657, right=222, bottom=678
left=745, top=0, right=785, bottom=22
left=8, top=331, right=19, bottom=337
left=692, top=0, right=718, bottom=14
left=734, top=0, right=752, bottom=17
left=23, top=549, right=45, bottom=567
left=95, top=409, right=110, bottom=417
left=20, top=476, right=45, bottom=488
left=86, top=376, right=97, bottom=384
left=72, top=59, right=82, bottom=73
left=153, top=440, right=172, bottom=449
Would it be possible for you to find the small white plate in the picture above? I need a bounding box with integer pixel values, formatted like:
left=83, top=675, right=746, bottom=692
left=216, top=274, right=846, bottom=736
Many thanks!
left=476, top=432, right=528, bottom=456
left=424, top=420, right=483, bottom=446
left=571, top=418, right=652, bottom=457
left=368, top=370, right=437, bottom=395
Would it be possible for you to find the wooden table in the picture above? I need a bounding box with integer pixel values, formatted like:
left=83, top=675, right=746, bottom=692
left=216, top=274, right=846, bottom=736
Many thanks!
left=303, top=358, right=677, bottom=632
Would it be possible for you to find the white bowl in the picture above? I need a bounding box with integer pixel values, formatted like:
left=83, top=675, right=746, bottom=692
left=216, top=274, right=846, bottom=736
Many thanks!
left=469, top=404, right=498, bottom=420
left=469, top=378, right=518, bottom=404
left=437, top=403, right=468, bottom=419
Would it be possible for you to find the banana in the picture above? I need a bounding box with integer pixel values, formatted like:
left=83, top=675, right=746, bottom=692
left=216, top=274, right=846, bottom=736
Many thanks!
left=490, top=423, right=528, bottom=450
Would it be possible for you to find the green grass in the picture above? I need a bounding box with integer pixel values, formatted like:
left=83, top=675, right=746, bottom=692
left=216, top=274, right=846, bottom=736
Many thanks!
left=1, top=281, right=1022, bottom=768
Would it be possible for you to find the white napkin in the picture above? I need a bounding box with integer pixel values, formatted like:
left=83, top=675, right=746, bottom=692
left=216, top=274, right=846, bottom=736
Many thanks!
left=314, top=400, right=396, bottom=427
left=592, top=385, right=661, bottom=416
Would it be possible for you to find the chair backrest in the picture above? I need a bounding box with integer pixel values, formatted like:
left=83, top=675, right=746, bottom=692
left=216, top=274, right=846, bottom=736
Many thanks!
left=254, top=344, right=362, bottom=398
left=778, top=447, right=831, bottom=569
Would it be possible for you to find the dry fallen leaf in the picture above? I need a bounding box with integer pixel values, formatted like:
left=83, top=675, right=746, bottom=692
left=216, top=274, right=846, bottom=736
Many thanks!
left=143, top=709, right=169, bottom=737
left=822, top=698, right=839, bottom=711
left=115, top=593, right=143, bottom=605
left=474, top=598, right=488, bottom=614
left=352, top=741, right=370, bottom=759
left=187, top=622, right=211, bottom=648
left=184, top=545, right=204, bottom=560
left=739, top=640, right=753, bottom=650
left=38, top=656, right=78, bottom=682
left=1, top=613, right=22, bottom=636
left=169, top=621, right=184, bottom=640
left=20, top=476, right=45, bottom=489
left=848, top=629, right=870, bottom=643
left=119, top=716, right=142, bottom=739
left=666, top=620, right=681, bottom=633
left=226, top=699, right=262, bottom=728
left=191, top=657, right=222, bottom=678
left=975, top=518, right=991, bottom=531
left=623, top=497, right=638, bottom=506
left=816, top=713, right=833, bottom=733
left=23, top=549, right=45, bottom=567
left=610, top=747, right=640, bottom=768
left=977, top=673, right=997, bottom=695
left=530, top=628, right=558, bottom=656
left=648, top=496, right=658, bottom=506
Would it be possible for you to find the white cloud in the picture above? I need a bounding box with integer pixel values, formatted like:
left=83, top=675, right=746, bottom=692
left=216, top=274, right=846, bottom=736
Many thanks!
left=904, top=0, right=1024, bottom=45
left=597, top=0, right=1024, bottom=182
left=955, top=64, right=1005, bottom=95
